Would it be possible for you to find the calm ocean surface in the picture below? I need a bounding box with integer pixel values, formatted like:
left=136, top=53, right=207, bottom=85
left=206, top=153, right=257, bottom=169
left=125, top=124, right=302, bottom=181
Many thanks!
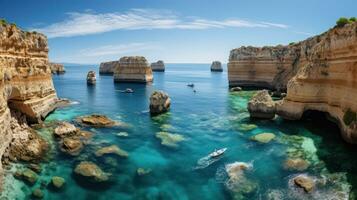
left=3, top=64, right=357, bottom=200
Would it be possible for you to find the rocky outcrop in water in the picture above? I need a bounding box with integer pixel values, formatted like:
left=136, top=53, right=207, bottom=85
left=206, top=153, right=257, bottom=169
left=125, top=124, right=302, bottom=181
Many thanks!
left=229, top=21, right=357, bottom=143
left=248, top=90, right=276, bottom=119
left=86, top=71, right=96, bottom=85
left=211, top=61, right=223, bottom=72
left=151, top=60, right=165, bottom=72
left=114, top=56, right=153, bottom=83
left=74, top=161, right=109, bottom=183
left=49, top=63, right=65, bottom=74
left=149, top=91, right=171, bottom=116
left=0, top=22, right=59, bottom=184
left=99, top=60, right=119, bottom=75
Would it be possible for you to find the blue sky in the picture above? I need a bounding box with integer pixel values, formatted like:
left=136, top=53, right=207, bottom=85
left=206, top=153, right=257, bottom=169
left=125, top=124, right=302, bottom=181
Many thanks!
left=1, top=0, right=356, bottom=64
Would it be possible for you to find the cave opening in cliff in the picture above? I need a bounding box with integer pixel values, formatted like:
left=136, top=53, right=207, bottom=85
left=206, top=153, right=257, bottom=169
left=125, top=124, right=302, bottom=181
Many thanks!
left=6, top=87, right=25, bottom=120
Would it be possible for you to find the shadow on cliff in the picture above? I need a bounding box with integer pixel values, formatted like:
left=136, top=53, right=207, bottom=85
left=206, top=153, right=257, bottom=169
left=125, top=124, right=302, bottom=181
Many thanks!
left=300, top=110, right=357, bottom=196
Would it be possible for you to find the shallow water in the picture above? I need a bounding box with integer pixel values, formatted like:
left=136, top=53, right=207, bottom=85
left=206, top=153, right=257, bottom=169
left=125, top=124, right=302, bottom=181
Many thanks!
left=3, top=64, right=357, bottom=200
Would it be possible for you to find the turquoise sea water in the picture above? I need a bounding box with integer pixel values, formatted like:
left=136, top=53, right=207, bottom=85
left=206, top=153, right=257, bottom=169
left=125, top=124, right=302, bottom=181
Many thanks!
left=2, top=64, right=357, bottom=200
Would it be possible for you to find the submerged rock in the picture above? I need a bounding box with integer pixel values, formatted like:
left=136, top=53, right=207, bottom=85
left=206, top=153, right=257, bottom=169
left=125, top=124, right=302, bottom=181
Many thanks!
left=251, top=133, right=276, bottom=143
left=225, top=162, right=251, bottom=181
left=14, top=168, right=38, bottom=185
left=210, top=61, right=223, bottom=72
left=32, top=188, right=44, bottom=199
left=238, top=124, right=257, bottom=132
left=150, top=91, right=171, bottom=116
left=248, top=90, right=276, bottom=119
left=86, top=71, right=96, bottom=85
left=293, top=175, right=315, bottom=193
left=61, top=137, right=83, bottom=156
left=77, top=114, right=117, bottom=127
left=74, top=161, right=110, bottom=182
left=116, top=132, right=129, bottom=137
left=155, top=132, right=185, bottom=147
left=95, top=145, right=129, bottom=157
left=54, top=122, right=78, bottom=138
left=51, top=176, right=65, bottom=189
left=284, top=158, right=310, bottom=171
left=137, top=168, right=152, bottom=176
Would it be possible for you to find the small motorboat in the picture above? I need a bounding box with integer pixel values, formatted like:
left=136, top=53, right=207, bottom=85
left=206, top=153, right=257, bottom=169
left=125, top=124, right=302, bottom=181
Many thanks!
left=124, top=88, right=134, bottom=93
left=187, top=83, right=195, bottom=87
left=209, top=148, right=227, bottom=158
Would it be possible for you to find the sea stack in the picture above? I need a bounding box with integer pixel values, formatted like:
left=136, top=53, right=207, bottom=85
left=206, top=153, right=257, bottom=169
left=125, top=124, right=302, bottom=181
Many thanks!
left=0, top=22, right=59, bottom=180
left=114, top=56, right=153, bottom=83
left=49, top=63, right=66, bottom=74
left=149, top=91, right=171, bottom=116
left=151, top=60, right=165, bottom=72
left=228, top=21, right=357, bottom=143
left=99, top=61, right=119, bottom=75
left=87, top=71, right=96, bottom=85
left=210, top=61, right=223, bottom=72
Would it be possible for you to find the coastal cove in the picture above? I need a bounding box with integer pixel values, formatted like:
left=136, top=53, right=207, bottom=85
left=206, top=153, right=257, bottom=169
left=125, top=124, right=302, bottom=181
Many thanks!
left=2, top=64, right=357, bottom=199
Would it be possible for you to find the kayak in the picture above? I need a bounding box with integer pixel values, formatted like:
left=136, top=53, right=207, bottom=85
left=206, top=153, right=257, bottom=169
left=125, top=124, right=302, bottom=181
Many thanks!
left=187, top=83, right=194, bottom=87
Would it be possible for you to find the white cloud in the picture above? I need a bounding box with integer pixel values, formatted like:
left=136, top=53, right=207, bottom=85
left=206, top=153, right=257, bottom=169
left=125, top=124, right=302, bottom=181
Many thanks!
left=78, top=42, right=159, bottom=57
left=34, top=9, right=289, bottom=38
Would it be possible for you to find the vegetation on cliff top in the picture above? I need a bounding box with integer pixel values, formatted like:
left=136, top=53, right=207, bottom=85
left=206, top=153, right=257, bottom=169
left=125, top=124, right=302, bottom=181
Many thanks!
left=336, top=17, right=356, bottom=27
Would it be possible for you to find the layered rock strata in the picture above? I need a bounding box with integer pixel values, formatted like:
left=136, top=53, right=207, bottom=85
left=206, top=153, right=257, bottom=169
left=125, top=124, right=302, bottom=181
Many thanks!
left=99, top=60, right=119, bottom=75
left=0, top=23, right=59, bottom=183
left=151, top=60, right=165, bottom=72
left=114, top=56, right=153, bottom=83
left=49, top=63, right=65, bottom=74
left=230, top=22, right=357, bottom=143
left=211, top=61, right=223, bottom=72
left=149, top=91, right=171, bottom=116
left=86, top=71, right=96, bottom=85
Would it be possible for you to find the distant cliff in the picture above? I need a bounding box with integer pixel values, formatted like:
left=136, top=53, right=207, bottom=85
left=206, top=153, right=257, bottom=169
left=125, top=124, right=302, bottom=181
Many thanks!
left=0, top=22, right=58, bottom=183
left=49, top=63, right=65, bottom=74
left=228, top=22, right=357, bottom=143
left=114, top=56, right=153, bottom=83
left=99, top=60, right=119, bottom=75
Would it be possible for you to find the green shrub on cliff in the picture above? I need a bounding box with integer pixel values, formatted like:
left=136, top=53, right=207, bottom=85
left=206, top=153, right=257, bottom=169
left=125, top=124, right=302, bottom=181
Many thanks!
left=0, top=18, right=7, bottom=25
left=343, top=109, right=357, bottom=126
left=350, top=17, right=357, bottom=22
left=336, top=17, right=350, bottom=27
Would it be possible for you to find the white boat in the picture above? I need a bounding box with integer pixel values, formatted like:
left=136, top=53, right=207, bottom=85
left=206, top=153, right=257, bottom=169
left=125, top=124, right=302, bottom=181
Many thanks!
left=124, top=88, right=134, bottom=93
left=209, top=148, right=227, bottom=158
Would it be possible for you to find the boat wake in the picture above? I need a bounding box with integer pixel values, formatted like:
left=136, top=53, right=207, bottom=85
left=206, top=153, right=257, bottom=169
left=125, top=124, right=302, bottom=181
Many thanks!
left=193, top=154, right=224, bottom=170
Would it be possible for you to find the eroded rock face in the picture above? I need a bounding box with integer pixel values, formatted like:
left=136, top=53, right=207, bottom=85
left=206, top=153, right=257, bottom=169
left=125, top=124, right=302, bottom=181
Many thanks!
left=86, top=71, right=96, bottom=85
left=248, top=90, right=276, bottom=119
left=229, top=22, right=357, bottom=143
left=114, top=56, right=153, bottom=83
left=211, top=61, right=223, bottom=72
left=77, top=114, right=116, bottom=127
left=99, top=61, right=119, bottom=75
left=149, top=91, right=171, bottom=116
left=0, top=23, right=58, bottom=184
left=49, top=63, right=65, bottom=74
left=151, top=60, right=165, bottom=72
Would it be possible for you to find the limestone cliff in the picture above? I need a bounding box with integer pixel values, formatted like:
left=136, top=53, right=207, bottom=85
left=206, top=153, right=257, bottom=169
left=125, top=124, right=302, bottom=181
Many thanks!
left=99, top=60, right=119, bottom=75
left=211, top=61, right=223, bottom=72
left=49, top=63, right=65, bottom=74
left=0, top=23, right=58, bottom=182
left=228, top=22, right=357, bottom=143
left=151, top=60, right=165, bottom=72
left=114, top=56, right=153, bottom=83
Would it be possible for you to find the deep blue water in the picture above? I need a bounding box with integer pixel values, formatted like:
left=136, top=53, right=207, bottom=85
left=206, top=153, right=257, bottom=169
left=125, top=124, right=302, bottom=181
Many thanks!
left=2, top=64, right=357, bottom=200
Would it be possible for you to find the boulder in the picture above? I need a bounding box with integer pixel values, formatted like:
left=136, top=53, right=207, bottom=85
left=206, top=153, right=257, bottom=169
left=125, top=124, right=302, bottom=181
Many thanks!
left=51, top=176, right=65, bottom=189
left=15, top=168, right=38, bottom=185
left=28, top=164, right=42, bottom=173
left=248, top=90, right=276, bottom=119
left=293, top=175, right=315, bottom=193
left=77, top=114, right=116, bottom=127
left=54, top=122, right=77, bottom=138
left=61, top=137, right=83, bottom=156
left=136, top=168, right=152, bottom=176
left=251, top=133, right=276, bottom=143
left=95, top=145, right=129, bottom=157
left=114, top=56, right=153, bottom=83
left=210, top=61, right=223, bottom=72
left=149, top=91, right=171, bottom=116
left=86, top=71, right=96, bottom=85
left=151, top=60, right=165, bottom=72
left=74, top=161, right=109, bottom=182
